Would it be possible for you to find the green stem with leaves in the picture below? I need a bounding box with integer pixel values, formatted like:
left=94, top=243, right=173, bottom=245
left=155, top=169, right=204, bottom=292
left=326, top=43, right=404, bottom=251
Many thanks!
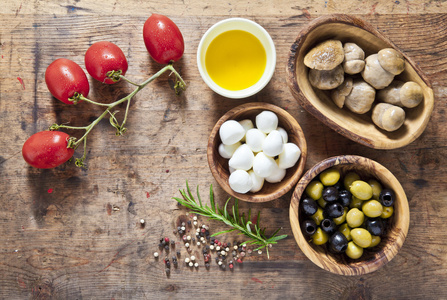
left=50, top=63, right=185, bottom=167
left=173, top=181, right=287, bottom=259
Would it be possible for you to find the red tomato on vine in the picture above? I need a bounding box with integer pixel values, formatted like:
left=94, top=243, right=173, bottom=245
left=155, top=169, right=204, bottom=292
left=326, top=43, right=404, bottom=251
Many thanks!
left=45, top=58, right=90, bottom=104
left=22, top=131, right=74, bottom=169
left=84, top=41, right=128, bottom=84
left=143, top=14, right=185, bottom=64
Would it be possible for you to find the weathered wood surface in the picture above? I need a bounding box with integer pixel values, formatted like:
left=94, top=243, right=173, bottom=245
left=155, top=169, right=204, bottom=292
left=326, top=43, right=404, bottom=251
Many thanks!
left=1, top=0, right=447, bottom=299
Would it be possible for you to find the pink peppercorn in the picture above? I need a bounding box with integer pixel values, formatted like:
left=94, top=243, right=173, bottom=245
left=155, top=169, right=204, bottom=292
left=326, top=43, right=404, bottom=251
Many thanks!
left=237, top=258, right=243, bottom=264
left=165, top=237, right=170, bottom=243
left=229, top=263, right=234, bottom=269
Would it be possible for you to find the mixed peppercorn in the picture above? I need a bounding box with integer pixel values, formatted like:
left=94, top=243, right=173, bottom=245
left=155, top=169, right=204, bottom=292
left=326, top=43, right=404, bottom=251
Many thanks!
left=153, top=214, right=258, bottom=275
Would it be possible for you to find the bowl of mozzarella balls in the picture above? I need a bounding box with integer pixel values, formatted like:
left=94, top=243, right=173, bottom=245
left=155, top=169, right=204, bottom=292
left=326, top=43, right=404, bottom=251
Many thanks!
left=289, top=155, right=409, bottom=275
left=207, top=102, right=307, bottom=202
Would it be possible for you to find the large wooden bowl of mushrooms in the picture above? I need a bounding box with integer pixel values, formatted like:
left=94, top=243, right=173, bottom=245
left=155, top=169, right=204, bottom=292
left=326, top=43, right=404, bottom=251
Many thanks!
left=286, top=14, right=434, bottom=149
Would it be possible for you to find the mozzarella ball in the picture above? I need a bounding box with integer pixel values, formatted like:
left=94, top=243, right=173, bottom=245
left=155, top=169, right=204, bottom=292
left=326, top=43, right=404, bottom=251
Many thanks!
left=265, top=163, right=286, bottom=183
left=218, top=142, right=241, bottom=159
left=245, top=128, right=266, bottom=153
left=278, top=143, right=301, bottom=169
left=253, top=152, right=277, bottom=178
left=238, top=119, right=254, bottom=142
left=277, top=127, right=288, bottom=144
left=228, top=144, right=254, bottom=171
left=229, top=170, right=253, bottom=194
left=219, top=120, right=245, bottom=145
left=248, top=170, right=264, bottom=193
left=255, top=111, right=278, bottom=134
left=262, top=130, right=284, bottom=157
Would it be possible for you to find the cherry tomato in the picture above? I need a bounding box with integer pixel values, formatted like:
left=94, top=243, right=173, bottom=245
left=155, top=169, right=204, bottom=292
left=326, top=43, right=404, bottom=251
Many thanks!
left=84, top=41, right=128, bottom=84
left=45, top=58, right=90, bottom=104
left=143, top=14, right=184, bottom=64
left=22, top=131, right=74, bottom=169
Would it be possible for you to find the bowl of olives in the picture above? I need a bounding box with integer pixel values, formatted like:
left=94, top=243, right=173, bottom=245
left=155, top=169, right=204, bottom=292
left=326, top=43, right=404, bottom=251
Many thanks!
left=289, top=155, right=409, bottom=275
left=286, top=14, right=434, bottom=149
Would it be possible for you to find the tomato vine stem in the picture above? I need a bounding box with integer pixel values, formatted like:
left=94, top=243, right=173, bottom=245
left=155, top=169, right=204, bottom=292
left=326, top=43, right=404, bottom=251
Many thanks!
left=50, top=63, right=185, bottom=167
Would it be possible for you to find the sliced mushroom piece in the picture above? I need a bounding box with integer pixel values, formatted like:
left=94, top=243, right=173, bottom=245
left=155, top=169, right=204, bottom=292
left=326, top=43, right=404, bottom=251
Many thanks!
left=304, top=40, right=344, bottom=70
left=378, top=48, right=405, bottom=75
left=377, top=80, right=424, bottom=108
left=309, top=65, right=344, bottom=90
left=344, top=80, right=376, bottom=114
left=343, top=43, right=365, bottom=75
left=372, top=103, right=406, bottom=132
left=331, top=77, right=353, bottom=108
left=361, top=54, right=395, bottom=89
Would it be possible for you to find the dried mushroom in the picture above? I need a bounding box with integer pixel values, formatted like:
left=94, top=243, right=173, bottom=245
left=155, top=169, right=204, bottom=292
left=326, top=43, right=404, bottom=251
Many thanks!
left=309, top=65, right=344, bottom=90
left=361, top=54, right=395, bottom=89
left=343, top=43, right=365, bottom=75
left=372, top=103, right=406, bottom=132
left=344, top=80, right=376, bottom=114
left=331, top=77, right=353, bottom=108
left=378, top=48, right=405, bottom=75
left=377, top=80, right=424, bottom=108
left=304, top=40, right=344, bottom=70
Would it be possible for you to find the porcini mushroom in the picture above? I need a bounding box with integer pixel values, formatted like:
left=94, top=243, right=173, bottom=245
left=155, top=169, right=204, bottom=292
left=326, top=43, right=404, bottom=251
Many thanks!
left=331, top=77, right=353, bottom=108
left=343, top=43, right=365, bottom=75
left=304, top=40, right=344, bottom=70
left=377, top=80, right=424, bottom=108
left=361, top=54, right=395, bottom=89
left=372, top=103, right=406, bottom=132
left=378, top=48, right=405, bottom=75
left=344, top=80, right=376, bottom=114
left=309, top=65, right=344, bottom=90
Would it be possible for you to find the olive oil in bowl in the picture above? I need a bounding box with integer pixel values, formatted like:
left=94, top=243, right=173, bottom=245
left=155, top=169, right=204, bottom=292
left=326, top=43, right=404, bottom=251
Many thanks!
left=205, top=30, right=267, bottom=91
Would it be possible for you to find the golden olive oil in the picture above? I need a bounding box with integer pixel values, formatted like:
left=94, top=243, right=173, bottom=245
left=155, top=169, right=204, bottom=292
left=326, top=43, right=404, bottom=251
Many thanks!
left=205, top=30, right=266, bottom=91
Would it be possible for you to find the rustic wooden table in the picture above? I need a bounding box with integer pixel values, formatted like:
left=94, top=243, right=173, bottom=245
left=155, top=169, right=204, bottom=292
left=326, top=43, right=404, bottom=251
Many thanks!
left=1, top=0, right=446, bottom=299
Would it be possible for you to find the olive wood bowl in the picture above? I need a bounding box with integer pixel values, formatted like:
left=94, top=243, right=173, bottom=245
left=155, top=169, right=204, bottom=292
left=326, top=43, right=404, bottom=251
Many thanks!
left=286, top=14, right=434, bottom=149
left=289, top=155, right=409, bottom=275
left=207, top=102, right=307, bottom=202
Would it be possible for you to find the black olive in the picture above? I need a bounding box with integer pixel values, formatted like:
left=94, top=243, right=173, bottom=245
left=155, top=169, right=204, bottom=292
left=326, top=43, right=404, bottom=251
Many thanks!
left=322, top=186, right=339, bottom=202
left=328, top=231, right=348, bottom=253
left=366, top=218, right=385, bottom=236
left=332, top=180, right=344, bottom=191
left=301, top=196, right=318, bottom=216
left=379, top=189, right=395, bottom=207
left=302, top=219, right=317, bottom=236
left=321, top=218, right=337, bottom=234
left=338, top=189, right=352, bottom=207
left=323, top=202, right=344, bottom=219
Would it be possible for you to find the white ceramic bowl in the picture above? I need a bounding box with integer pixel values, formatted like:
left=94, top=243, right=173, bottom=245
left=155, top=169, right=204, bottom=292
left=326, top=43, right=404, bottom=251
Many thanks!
left=197, top=18, right=276, bottom=99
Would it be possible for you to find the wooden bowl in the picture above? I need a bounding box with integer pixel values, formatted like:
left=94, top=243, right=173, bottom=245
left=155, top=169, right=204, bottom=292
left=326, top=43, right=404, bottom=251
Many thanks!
left=286, top=14, right=434, bottom=149
left=207, top=102, right=307, bottom=202
left=289, top=155, right=409, bottom=275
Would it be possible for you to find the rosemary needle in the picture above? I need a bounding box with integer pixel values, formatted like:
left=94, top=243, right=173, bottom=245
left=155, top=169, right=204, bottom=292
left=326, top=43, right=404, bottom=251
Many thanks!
left=172, top=181, right=287, bottom=259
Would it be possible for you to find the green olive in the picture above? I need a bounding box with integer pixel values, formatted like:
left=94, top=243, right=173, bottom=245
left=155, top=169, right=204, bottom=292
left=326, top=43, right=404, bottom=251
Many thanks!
left=319, top=168, right=341, bottom=186
left=350, top=180, right=373, bottom=200
left=310, top=207, right=324, bottom=225
left=349, top=196, right=364, bottom=209
left=369, top=235, right=381, bottom=247
left=362, top=200, right=383, bottom=218
left=344, top=172, right=360, bottom=190
left=346, top=208, right=364, bottom=228
left=317, top=197, right=327, bottom=208
left=333, top=207, right=348, bottom=225
left=381, top=206, right=394, bottom=218
left=339, top=223, right=352, bottom=241
left=351, top=228, right=372, bottom=248
left=368, top=179, right=382, bottom=200
left=306, top=181, right=324, bottom=200
left=311, top=227, right=329, bottom=245
left=346, top=241, right=363, bottom=259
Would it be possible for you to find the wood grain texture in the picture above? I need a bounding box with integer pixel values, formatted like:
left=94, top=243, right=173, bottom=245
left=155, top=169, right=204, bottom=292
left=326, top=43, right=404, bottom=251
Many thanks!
left=1, top=0, right=447, bottom=299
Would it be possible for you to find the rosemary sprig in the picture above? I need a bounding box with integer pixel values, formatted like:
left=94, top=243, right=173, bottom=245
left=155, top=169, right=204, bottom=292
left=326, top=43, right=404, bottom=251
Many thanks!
left=172, top=181, right=287, bottom=259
